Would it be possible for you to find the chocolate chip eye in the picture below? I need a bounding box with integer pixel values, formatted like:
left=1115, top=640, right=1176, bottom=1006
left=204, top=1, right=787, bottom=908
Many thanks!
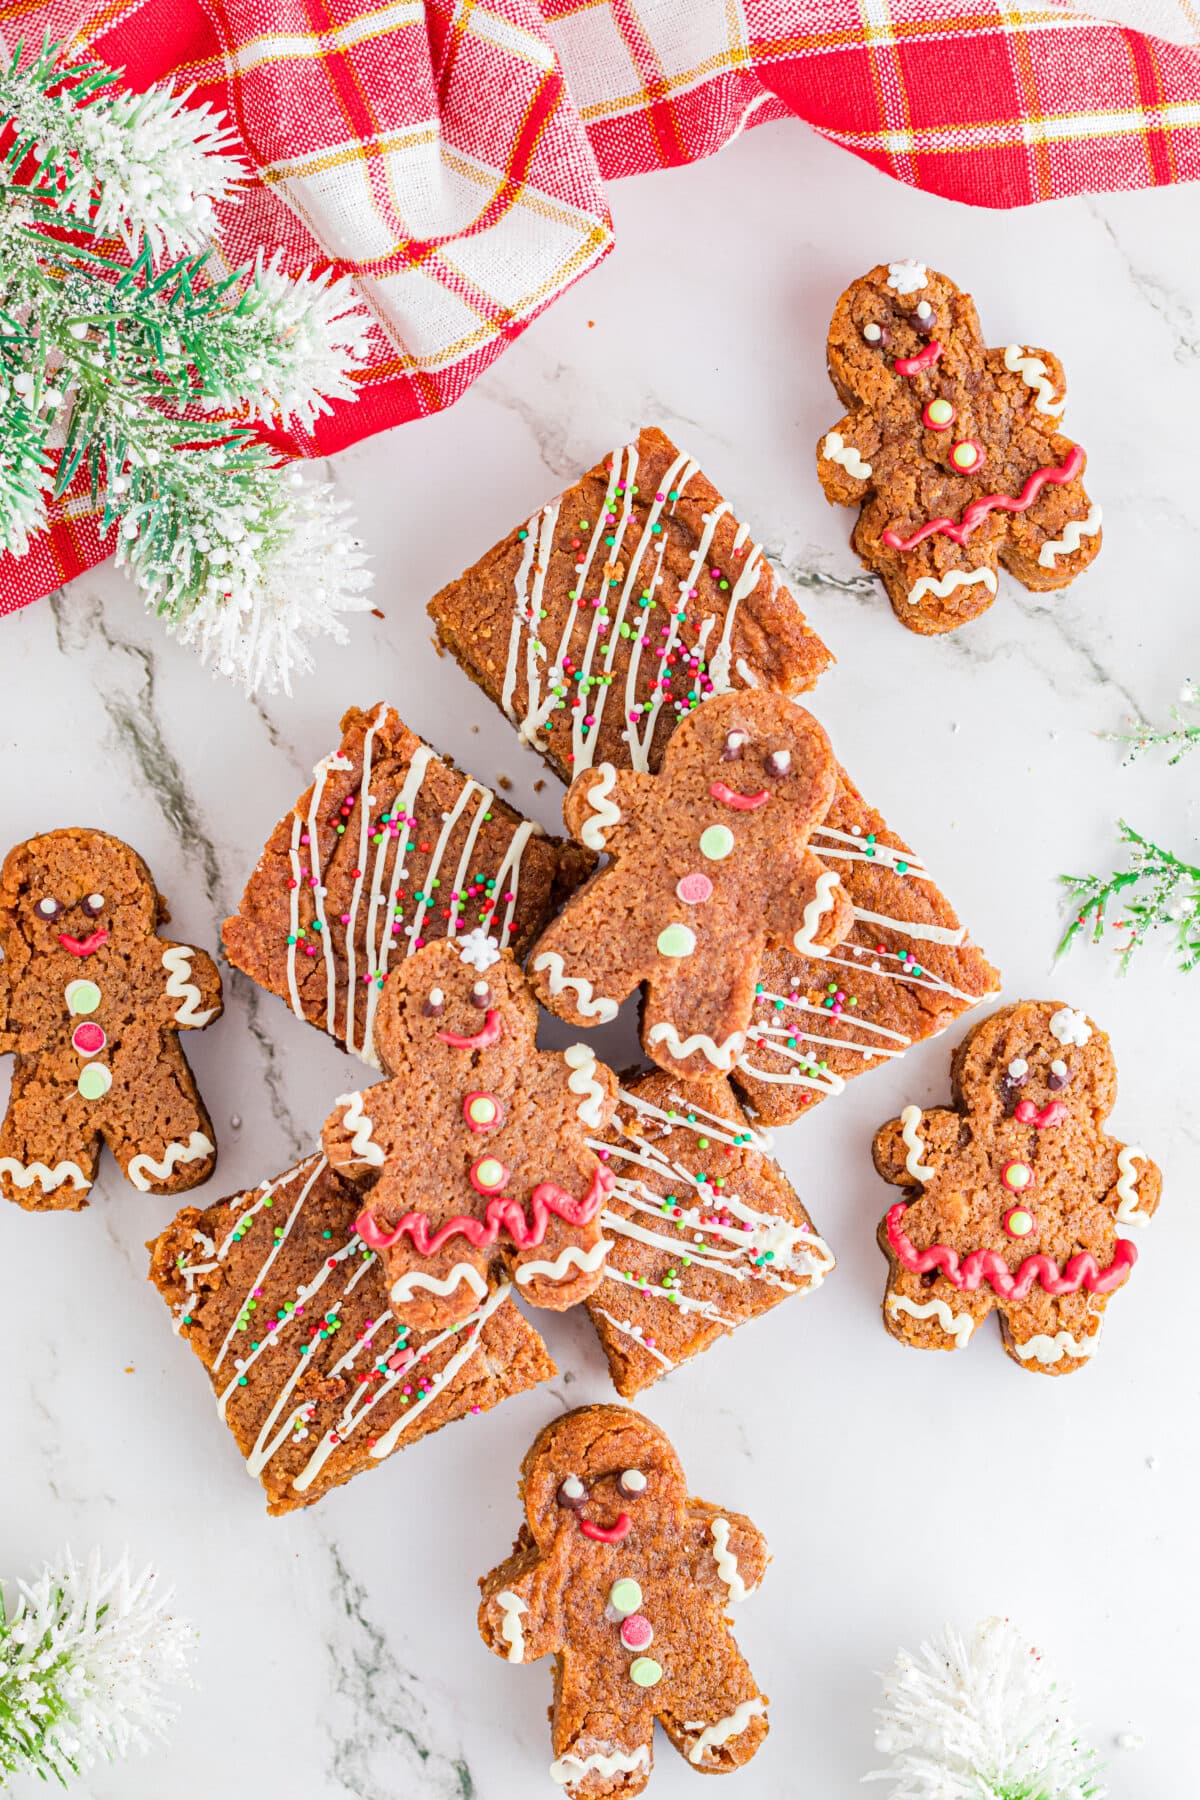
left=862, top=321, right=890, bottom=348
left=35, top=896, right=63, bottom=920
left=764, top=749, right=791, bottom=779
left=913, top=300, right=935, bottom=334
left=557, top=1475, right=587, bottom=1509
left=471, top=980, right=491, bottom=1009
left=422, top=987, right=445, bottom=1017
left=80, top=893, right=104, bottom=918
left=617, top=1468, right=647, bottom=1500
left=721, top=730, right=747, bottom=761
left=1048, top=1058, right=1070, bottom=1092
left=1007, top=1059, right=1028, bottom=1084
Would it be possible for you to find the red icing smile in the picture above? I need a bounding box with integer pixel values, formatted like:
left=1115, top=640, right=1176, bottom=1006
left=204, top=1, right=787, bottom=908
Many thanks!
left=1014, top=1099, right=1067, bottom=1130
left=894, top=341, right=942, bottom=376
left=885, top=1202, right=1136, bottom=1300
left=437, top=1009, right=503, bottom=1051
left=580, top=1513, right=631, bottom=1543
left=57, top=928, right=108, bottom=958
left=709, top=781, right=770, bottom=812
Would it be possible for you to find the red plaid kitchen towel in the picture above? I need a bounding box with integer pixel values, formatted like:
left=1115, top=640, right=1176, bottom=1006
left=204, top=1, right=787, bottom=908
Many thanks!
left=3, top=0, right=1199, bottom=615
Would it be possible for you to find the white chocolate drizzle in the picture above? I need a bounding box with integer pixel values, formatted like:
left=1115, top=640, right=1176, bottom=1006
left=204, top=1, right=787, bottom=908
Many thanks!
left=335, top=1091, right=386, bottom=1167
left=899, top=1105, right=936, bottom=1180
left=1115, top=1147, right=1149, bottom=1226
left=564, top=1044, right=607, bottom=1126
left=822, top=430, right=872, bottom=479
left=515, top=1239, right=610, bottom=1285
left=887, top=1292, right=975, bottom=1348
left=906, top=568, right=997, bottom=609
left=684, top=1698, right=767, bottom=1763
left=495, top=1589, right=527, bottom=1663
left=1038, top=503, right=1101, bottom=568
left=532, top=952, right=619, bottom=1023
left=646, top=1023, right=744, bottom=1071
left=0, top=1156, right=89, bottom=1193
left=1003, top=344, right=1066, bottom=416
left=1011, top=1324, right=1100, bottom=1364
left=161, top=945, right=217, bottom=1027
left=710, top=1517, right=747, bottom=1602
left=550, top=1745, right=650, bottom=1787
left=578, top=763, right=621, bottom=850
left=127, top=1131, right=214, bottom=1192
left=791, top=870, right=842, bottom=954
left=391, top=1263, right=488, bottom=1303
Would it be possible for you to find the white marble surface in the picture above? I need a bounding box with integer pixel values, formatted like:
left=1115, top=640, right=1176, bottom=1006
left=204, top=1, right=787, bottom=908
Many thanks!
left=3, top=117, right=1200, bottom=1798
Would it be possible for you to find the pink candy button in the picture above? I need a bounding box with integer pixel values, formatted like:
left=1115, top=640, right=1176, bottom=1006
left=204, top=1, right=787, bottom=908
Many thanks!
left=620, top=1615, right=654, bottom=1652
left=676, top=872, right=713, bottom=905
left=72, top=1022, right=106, bottom=1057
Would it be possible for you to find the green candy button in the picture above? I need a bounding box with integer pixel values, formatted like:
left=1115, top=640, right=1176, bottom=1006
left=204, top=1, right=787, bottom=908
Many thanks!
left=699, top=825, right=734, bottom=862
left=630, top=1657, right=663, bottom=1688
left=609, top=1578, right=642, bottom=1618
left=65, top=979, right=101, bottom=1016
left=77, top=1063, right=111, bottom=1101
left=656, top=924, right=695, bottom=959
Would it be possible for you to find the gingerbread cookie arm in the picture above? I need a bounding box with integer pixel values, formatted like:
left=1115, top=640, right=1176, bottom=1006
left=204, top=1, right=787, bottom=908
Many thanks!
left=873, top=1105, right=960, bottom=1188
left=764, top=851, right=854, bottom=957
left=857, top=497, right=1004, bottom=634
left=478, top=1546, right=564, bottom=1668
left=321, top=1086, right=396, bottom=1184
left=1103, top=1142, right=1162, bottom=1230
left=562, top=763, right=654, bottom=857
left=988, top=343, right=1068, bottom=421
left=817, top=409, right=880, bottom=505
left=155, top=940, right=223, bottom=1030
left=686, top=1502, right=769, bottom=1604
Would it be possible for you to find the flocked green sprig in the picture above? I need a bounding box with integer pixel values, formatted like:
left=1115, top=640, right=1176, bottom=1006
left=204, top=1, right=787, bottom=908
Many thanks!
left=0, top=1549, right=194, bottom=1787
left=0, top=37, right=374, bottom=692
left=1059, top=821, right=1200, bottom=973
left=1103, top=679, right=1200, bottom=766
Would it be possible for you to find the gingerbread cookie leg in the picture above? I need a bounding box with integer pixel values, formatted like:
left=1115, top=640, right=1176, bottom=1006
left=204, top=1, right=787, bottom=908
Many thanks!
left=0, top=1083, right=98, bottom=1211
left=1000, top=1290, right=1106, bottom=1376
left=881, top=1261, right=992, bottom=1354
left=549, top=1712, right=655, bottom=1798
left=659, top=1651, right=768, bottom=1774
left=104, top=1038, right=216, bottom=1193
left=858, top=504, right=1002, bottom=634
left=641, top=959, right=761, bottom=1080
left=376, top=1235, right=495, bottom=1333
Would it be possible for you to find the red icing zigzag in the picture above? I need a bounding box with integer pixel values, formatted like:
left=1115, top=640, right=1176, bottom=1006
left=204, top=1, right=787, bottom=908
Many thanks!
left=357, top=1166, right=615, bottom=1257
left=882, top=445, right=1085, bottom=552
left=885, top=1202, right=1136, bottom=1301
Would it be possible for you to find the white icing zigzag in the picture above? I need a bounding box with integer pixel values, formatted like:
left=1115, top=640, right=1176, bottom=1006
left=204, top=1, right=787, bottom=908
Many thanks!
left=550, top=1745, right=650, bottom=1787
left=391, top=1263, right=488, bottom=1303
left=533, top=952, right=619, bottom=1023
left=564, top=1045, right=607, bottom=1127
left=516, top=1239, right=610, bottom=1285
left=646, top=1023, right=744, bottom=1071
left=0, top=1156, right=89, bottom=1193
left=887, top=1293, right=975, bottom=1348
left=1003, top=344, right=1066, bottom=416
left=899, top=1105, right=936, bottom=1180
left=822, top=431, right=872, bottom=480
left=792, top=870, right=841, bottom=954
left=127, top=1131, right=214, bottom=1191
left=161, top=945, right=217, bottom=1027
left=710, top=1517, right=747, bottom=1603
left=495, top=1589, right=527, bottom=1663
left=579, top=763, right=621, bottom=850
left=1115, top=1146, right=1149, bottom=1226
left=335, top=1092, right=385, bottom=1166
left=685, top=1698, right=768, bottom=1764
left=1011, top=1325, right=1100, bottom=1364
left=1037, top=503, right=1101, bottom=568
left=906, top=567, right=998, bottom=609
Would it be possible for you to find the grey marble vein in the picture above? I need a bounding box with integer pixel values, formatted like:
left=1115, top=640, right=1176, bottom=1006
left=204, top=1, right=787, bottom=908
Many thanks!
left=1092, top=204, right=1200, bottom=366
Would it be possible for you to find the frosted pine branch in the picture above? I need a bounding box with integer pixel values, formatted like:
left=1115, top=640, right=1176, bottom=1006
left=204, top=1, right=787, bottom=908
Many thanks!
left=0, top=1548, right=195, bottom=1785
left=865, top=1618, right=1106, bottom=1800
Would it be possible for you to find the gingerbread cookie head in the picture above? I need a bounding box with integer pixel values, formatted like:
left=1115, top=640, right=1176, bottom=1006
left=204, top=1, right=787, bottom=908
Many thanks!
left=521, top=1406, right=688, bottom=1556
left=827, top=261, right=985, bottom=410
left=873, top=1000, right=1161, bottom=1375
left=819, top=261, right=1101, bottom=634
left=0, top=829, right=163, bottom=976
left=654, top=689, right=839, bottom=834
left=369, top=929, right=535, bottom=1078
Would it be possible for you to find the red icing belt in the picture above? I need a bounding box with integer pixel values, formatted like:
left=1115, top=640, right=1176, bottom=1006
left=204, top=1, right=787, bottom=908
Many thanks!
left=881, top=445, right=1085, bottom=552
left=356, top=1165, right=615, bottom=1256
left=885, top=1202, right=1136, bottom=1300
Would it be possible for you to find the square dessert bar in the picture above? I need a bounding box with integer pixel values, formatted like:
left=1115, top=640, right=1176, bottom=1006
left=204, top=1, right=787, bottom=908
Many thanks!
left=428, top=425, right=833, bottom=779
left=148, top=1153, right=556, bottom=1514
left=732, top=770, right=999, bottom=1126
left=223, top=703, right=590, bottom=1064
left=585, top=1070, right=834, bottom=1396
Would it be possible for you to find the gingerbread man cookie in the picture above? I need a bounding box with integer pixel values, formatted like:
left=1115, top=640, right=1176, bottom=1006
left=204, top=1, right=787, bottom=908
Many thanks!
left=528, top=691, right=853, bottom=1080
left=818, top=261, right=1101, bottom=633
left=874, top=1000, right=1161, bottom=1373
left=479, top=1404, right=769, bottom=1797
left=0, top=829, right=222, bottom=1210
left=323, top=930, right=619, bottom=1330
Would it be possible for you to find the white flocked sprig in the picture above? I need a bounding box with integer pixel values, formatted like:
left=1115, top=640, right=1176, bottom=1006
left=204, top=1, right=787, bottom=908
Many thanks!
left=865, top=1618, right=1107, bottom=1800
left=0, top=38, right=377, bottom=693
left=0, top=1548, right=195, bottom=1786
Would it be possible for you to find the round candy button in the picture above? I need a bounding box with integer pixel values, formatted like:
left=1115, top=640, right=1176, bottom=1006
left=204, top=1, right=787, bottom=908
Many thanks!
left=72, top=1022, right=106, bottom=1057
left=470, top=1155, right=509, bottom=1195
left=629, top=1658, right=663, bottom=1689
left=1004, top=1205, right=1036, bottom=1239
left=923, top=397, right=956, bottom=430
left=656, top=924, right=696, bottom=959
left=620, top=1615, right=654, bottom=1652
left=77, top=1063, right=111, bottom=1101
left=609, top=1579, right=643, bottom=1618
left=699, top=825, right=735, bottom=862
left=950, top=439, right=985, bottom=472
left=676, top=872, right=713, bottom=906
left=1001, top=1159, right=1034, bottom=1194
left=65, top=979, right=101, bottom=1016
left=463, top=1091, right=504, bottom=1133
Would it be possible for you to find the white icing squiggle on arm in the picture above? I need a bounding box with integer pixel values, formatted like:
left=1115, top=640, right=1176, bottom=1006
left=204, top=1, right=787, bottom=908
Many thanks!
left=579, top=763, right=621, bottom=850
left=162, top=945, right=217, bottom=1027
left=564, top=1045, right=607, bottom=1127
left=335, top=1092, right=385, bottom=1167
left=1038, top=503, right=1101, bottom=568
left=533, top=952, right=619, bottom=1023
left=822, top=431, right=872, bottom=480
left=710, top=1517, right=747, bottom=1602
left=1115, top=1146, right=1149, bottom=1226
left=1003, top=344, right=1066, bottom=416
left=127, top=1131, right=214, bottom=1191
left=887, top=1292, right=974, bottom=1347
left=899, top=1105, right=936, bottom=1180
left=495, top=1590, right=527, bottom=1663
left=792, top=870, right=842, bottom=955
